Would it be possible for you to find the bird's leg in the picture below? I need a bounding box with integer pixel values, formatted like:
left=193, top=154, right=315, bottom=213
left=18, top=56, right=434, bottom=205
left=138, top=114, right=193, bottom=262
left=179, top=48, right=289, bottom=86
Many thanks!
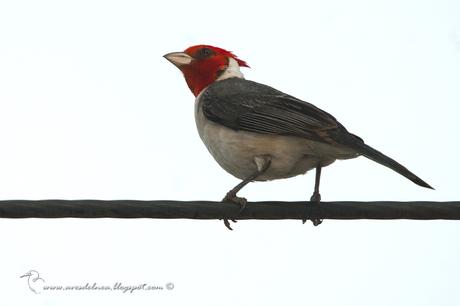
left=304, top=165, right=323, bottom=226
left=311, top=165, right=322, bottom=202
left=222, top=155, right=271, bottom=230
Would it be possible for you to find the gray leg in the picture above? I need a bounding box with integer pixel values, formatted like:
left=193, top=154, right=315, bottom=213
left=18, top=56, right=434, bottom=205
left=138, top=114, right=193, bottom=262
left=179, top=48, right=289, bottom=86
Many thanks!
left=222, top=156, right=271, bottom=230
left=311, top=165, right=322, bottom=202
left=303, top=165, right=323, bottom=226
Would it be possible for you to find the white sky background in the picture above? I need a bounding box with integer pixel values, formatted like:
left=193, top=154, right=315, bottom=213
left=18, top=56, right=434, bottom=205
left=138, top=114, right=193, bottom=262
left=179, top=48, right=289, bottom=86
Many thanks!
left=0, top=0, right=459, bottom=305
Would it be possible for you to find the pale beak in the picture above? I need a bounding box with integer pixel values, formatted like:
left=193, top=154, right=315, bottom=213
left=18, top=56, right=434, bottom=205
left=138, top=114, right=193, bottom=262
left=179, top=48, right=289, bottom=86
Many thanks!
left=163, top=52, right=193, bottom=68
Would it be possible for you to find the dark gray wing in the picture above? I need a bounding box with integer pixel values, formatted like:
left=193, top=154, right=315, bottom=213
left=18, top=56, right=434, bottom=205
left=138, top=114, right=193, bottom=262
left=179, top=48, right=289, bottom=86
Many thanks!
left=201, top=77, right=358, bottom=145
left=201, top=78, right=433, bottom=189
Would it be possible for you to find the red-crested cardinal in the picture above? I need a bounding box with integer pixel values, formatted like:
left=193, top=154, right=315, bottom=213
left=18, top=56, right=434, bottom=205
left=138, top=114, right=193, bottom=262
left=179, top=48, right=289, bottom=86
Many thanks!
left=164, top=45, right=433, bottom=230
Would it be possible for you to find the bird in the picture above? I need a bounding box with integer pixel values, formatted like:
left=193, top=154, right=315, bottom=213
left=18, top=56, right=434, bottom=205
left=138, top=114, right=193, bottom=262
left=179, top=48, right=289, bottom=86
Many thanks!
left=163, top=44, right=433, bottom=230
left=20, top=270, right=45, bottom=294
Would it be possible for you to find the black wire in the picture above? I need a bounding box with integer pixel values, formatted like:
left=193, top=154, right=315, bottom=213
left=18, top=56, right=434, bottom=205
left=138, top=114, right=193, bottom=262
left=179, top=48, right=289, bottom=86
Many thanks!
left=1, top=200, right=459, bottom=220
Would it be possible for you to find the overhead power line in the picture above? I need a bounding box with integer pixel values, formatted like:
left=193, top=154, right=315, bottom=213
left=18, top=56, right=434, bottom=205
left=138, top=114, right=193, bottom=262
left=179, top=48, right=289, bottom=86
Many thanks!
left=1, top=200, right=459, bottom=221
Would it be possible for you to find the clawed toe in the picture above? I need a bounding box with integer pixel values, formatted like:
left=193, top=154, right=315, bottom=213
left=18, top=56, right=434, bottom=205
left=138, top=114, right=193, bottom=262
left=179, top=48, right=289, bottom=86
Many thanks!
left=224, top=219, right=234, bottom=230
left=222, top=217, right=236, bottom=230
left=311, top=218, right=323, bottom=226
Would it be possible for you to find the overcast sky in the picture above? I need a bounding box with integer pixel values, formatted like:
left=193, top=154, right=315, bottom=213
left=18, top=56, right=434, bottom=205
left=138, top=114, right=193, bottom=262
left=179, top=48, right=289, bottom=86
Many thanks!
left=0, top=0, right=459, bottom=305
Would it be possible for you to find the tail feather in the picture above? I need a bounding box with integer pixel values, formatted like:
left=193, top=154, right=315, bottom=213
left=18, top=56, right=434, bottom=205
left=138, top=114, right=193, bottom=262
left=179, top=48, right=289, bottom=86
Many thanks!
left=352, top=141, right=433, bottom=189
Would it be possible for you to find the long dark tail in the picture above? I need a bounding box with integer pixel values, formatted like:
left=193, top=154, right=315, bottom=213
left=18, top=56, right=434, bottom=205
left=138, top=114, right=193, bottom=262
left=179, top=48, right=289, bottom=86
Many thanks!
left=352, top=141, right=433, bottom=189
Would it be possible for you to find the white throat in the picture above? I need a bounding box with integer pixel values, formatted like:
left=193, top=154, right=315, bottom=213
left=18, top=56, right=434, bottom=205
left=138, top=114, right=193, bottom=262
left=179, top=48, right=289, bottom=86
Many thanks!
left=216, top=57, right=244, bottom=81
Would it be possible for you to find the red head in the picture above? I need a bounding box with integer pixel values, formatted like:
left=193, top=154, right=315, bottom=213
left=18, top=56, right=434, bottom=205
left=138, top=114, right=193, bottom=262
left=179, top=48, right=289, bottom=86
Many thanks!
left=164, top=45, right=249, bottom=96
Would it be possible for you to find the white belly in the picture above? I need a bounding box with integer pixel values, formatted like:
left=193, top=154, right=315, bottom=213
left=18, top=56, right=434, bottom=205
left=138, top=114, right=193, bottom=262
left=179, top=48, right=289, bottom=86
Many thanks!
left=194, top=96, right=358, bottom=181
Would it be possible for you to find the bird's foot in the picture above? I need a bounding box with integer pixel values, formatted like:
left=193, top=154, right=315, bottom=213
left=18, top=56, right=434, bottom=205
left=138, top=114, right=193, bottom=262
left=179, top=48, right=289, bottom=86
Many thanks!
left=221, top=193, right=248, bottom=230
left=302, top=192, right=323, bottom=226
left=310, top=192, right=321, bottom=203
left=223, top=193, right=248, bottom=213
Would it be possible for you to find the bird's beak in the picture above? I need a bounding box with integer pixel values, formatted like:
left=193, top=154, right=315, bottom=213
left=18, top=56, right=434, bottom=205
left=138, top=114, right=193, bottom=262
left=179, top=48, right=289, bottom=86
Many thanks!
left=20, top=273, right=31, bottom=278
left=163, top=52, right=193, bottom=68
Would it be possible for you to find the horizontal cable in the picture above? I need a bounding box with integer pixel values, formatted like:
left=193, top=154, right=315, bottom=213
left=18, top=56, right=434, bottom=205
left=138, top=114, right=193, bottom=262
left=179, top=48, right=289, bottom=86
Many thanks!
left=1, top=200, right=459, bottom=220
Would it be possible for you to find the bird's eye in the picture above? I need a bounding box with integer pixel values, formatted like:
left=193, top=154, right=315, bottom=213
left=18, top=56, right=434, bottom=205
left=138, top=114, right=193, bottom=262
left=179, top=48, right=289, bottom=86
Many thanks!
left=196, top=47, right=213, bottom=59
